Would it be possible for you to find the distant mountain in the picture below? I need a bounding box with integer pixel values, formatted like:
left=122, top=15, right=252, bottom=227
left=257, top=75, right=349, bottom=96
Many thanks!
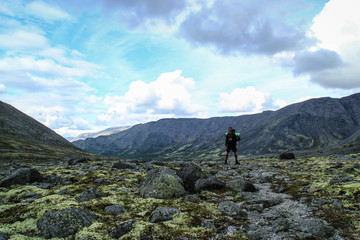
left=70, top=126, right=131, bottom=142
left=0, top=101, right=87, bottom=162
left=73, top=93, right=360, bottom=160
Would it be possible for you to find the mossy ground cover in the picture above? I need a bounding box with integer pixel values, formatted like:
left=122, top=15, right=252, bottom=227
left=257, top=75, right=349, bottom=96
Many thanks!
left=267, top=153, right=360, bottom=239
left=1, top=154, right=359, bottom=239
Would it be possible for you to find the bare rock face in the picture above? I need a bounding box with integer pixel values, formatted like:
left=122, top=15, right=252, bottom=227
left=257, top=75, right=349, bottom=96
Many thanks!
left=0, top=168, right=43, bottom=187
left=37, top=207, right=97, bottom=239
left=139, top=168, right=185, bottom=199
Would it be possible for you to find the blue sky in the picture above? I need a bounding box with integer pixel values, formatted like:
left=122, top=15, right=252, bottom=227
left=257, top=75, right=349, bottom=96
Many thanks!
left=0, top=0, right=359, bottom=139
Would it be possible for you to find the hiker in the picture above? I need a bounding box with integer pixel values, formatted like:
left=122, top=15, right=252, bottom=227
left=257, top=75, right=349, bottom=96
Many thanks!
left=225, top=127, right=240, bottom=165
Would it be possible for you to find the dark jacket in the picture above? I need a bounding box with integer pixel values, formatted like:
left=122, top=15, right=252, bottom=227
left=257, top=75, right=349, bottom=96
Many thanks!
left=225, top=132, right=238, bottom=147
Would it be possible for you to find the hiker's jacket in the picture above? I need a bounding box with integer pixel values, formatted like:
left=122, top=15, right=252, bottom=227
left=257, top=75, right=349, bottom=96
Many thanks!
left=225, top=132, right=240, bottom=146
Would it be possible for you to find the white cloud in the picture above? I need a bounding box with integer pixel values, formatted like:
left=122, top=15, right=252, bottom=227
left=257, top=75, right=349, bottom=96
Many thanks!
left=97, top=70, right=206, bottom=126
left=304, top=0, right=360, bottom=89
left=26, top=1, right=72, bottom=22
left=0, top=84, right=6, bottom=93
left=218, top=87, right=278, bottom=114
left=0, top=30, right=48, bottom=49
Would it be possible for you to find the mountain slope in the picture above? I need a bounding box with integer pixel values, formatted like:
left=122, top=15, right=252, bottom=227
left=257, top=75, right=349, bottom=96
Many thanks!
left=0, top=101, right=87, bottom=162
left=73, top=93, right=360, bottom=160
left=70, top=126, right=131, bottom=142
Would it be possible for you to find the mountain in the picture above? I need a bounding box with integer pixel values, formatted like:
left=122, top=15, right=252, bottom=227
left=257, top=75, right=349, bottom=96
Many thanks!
left=70, top=126, right=131, bottom=142
left=0, top=101, right=88, bottom=162
left=73, top=93, right=360, bottom=160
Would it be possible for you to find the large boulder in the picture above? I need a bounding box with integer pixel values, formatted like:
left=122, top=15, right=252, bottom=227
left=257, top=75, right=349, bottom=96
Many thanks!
left=150, top=207, right=180, bottom=223
left=194, top=176, right=226, bottom=193
left=176, top=163, right=204, bottom=192
left=279, top=152, right=295, bottom=160
left=0, top=168, right=43, bottom=187
left=227, top=178, right=257, bottom=192
left=139, top=168, right=185, bottom=199
left=37, top=207, right=97, bottom=239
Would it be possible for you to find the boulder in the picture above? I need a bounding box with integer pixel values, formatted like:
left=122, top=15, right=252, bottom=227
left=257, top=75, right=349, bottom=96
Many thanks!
left=217, top=201, right=241, bottom=216
left=0, top=168, right=43, bottom=187
left=227, top=178, right=257, bottom=192
left=176, top=163, right=204, bottom=192
left=183, top=194, right=199, bottom=202
left=0, top=231, right=9, bottom=240
left=150, top=207, right=180, bottom=223
left=104, top=204, right=125, bottom=216
left=112, top=162, right=137, bottom=170
left=75, top=187, right=105, bottom=202
left=329, top=175, right=354, bottom=185
left=279, top=152, right=295, bottom=160
left=68, top=157, right=89, bottom=166
left=109, top=221, right=134, bottom=239
left=139, top=168, right=185, bottom=199
left=194, top=176, right=226, bottom=193
left=292, top=218, right=335, bottom=238
left=37, top=207, right=97, bottom=239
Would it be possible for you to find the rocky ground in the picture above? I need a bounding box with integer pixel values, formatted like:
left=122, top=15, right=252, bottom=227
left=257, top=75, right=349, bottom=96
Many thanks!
left=0, top=153, right=359, bottom=240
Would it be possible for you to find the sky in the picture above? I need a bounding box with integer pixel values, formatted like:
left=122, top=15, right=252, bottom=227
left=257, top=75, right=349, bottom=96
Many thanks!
left=0, top=0, right=360, bottom=139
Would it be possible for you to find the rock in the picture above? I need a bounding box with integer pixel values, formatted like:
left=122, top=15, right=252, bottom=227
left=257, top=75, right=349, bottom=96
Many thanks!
left=201, top=220, right=216, bottom=230
left=176, top=163, right=204, bottom=192
left=104, top=204, right=125, bottom=216
left=58, top=188, right=70, bottom=195
left=109, top=221, right=134, bottom=239
left=217, top=201, right=241, bottom=216
left=183, top=194, right=199, bottom=202
left=75, top=187, right=104, bottom=202
left=194, top=176, right=226, bottom=193
left=0, top=168, right=43, bottom=187
left=279, top=152, right=295, bottom=160
left=344, top=167, right=356, bottom=173
left=68, top=157, right=89, bottom=166
left=37, top=207, right=97, bottom=239
left=227, top=178, right=257, bottom=192
left=150, top=207, right=180, bottom=223
left=112, top=161, right=137, bottom=170
left=139, top=168, right=185, bottom=199
left=292, top=218, right=335, bottom=238
left=330, top=175, right=354, bottom=185
left=94, top=178, right=111, bottom=184
left=0, top=231, right=9, bottom=240
left=330, top=162, right=343, bottom=169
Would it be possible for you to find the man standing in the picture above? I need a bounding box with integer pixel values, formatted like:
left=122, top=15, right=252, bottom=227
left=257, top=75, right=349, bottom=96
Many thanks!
left=225, top=127, right=240, bottom=165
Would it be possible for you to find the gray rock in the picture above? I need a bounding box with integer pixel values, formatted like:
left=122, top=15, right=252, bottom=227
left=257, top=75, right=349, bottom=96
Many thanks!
left=150, top=206, right=180, bottom=223
left=279, top=152, right=295, bottom=160
left=139, top=168, right=185, bottom=199
left=104, top=204, right=125, bottom=216
left=75, top=187, right=104, bottom=202
left=37, top=207, right=97, bottom=239
left=0, top=168, right=43, bottom=187
left=109, top=221, right=134, bottom=238
left=330, top=175, right=354, bottom=185
left=227, top=178, right=257, bottom=192
left=183, top=194, right=199, bottom=202
left=112, top=162, right=137, bottom=170
left=194, top=176, right=226, bottom=193
left=217, top=201, right=241, bottom=216
left=94, top=178, right=111, bottom=184
left=292, top=218, right=335, bottom=238
left=176, top=163, right=204, bottom=192
left=201, top=220, right=216, bottom=230
left=0, top=231, right=9, bottom=240
left=68, top=157, right=89, bottom=166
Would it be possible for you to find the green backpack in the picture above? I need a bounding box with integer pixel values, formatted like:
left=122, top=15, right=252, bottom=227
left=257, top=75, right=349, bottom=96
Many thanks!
left=225, top=131, right=241, bottom=141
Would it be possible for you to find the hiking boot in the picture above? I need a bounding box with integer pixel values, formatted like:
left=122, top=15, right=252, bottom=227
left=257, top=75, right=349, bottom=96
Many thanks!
left=235, top=161, right=240, bottom=165
left=224, top=161, right=228, bottom=165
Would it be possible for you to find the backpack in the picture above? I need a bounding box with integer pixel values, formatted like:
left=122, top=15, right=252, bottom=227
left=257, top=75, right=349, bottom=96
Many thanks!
left=225, top=131, right=241, bottom=141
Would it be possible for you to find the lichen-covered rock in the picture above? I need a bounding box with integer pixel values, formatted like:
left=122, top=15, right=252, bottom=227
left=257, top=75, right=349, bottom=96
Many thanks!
left=217, top=201, right=241, bottom=216
left=183, top=194, right=199, bottom=202
left=139, top=168, right=185, bottom=199
left=37, top=207, right=97, bottom=239
left=150, top=207, right=180, bottom=223
left=109, top=221, right=134, bottom=238
left=194, top=176, right=226, bottom=193
left=75, top=187, right=104, bottom=202
left=0, top=168, right=42, bottom=187
left=104, top=204, right=125, bottom=216
left=227, top=178, right=257, bottom=192
left=176, top=163, right=204, bottom=192
left=292, top=218, right=335, bottom=238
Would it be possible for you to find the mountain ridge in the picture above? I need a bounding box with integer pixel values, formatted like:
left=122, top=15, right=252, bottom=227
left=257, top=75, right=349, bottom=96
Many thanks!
left=73, top=93, right=360, bottom=160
